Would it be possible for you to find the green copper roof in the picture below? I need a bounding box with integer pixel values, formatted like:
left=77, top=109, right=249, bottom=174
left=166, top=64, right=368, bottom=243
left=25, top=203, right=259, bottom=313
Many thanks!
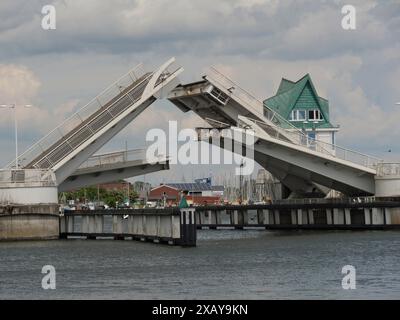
left=276, top=78, right=296, bottom=95
left=263, top=74, right=335, bottom=129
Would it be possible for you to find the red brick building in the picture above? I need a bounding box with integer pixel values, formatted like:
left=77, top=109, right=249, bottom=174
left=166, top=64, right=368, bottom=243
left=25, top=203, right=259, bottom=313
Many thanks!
left=148, top=183, right=223, bottom=206
left=148, top=185, right=180, bottom=206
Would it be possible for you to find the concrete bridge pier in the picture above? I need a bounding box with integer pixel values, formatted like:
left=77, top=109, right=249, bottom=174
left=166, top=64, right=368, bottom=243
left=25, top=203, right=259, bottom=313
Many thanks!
left=371, top=208, right=385, bottom=225
left=257, top=209, right=270, bottom=225
left=274, top=210, right=281, bottom=225
left=0, top=169, right=59, bottom=241
left=308, top=210, right=315, bottom=225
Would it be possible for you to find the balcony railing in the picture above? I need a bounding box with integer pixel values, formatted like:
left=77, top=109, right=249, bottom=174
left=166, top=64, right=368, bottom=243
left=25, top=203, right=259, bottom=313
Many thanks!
left=78, top=149, right=147, bottom=170
left=239, top=116, right=383, bottom=169
left=376, top=163, right=400, bottom=177
left=0, top=169, right=57, bottom=187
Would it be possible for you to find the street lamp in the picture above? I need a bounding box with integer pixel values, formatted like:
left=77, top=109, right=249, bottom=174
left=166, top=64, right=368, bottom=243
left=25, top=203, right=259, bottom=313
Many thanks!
left=0, top=104, right=33, bottom=170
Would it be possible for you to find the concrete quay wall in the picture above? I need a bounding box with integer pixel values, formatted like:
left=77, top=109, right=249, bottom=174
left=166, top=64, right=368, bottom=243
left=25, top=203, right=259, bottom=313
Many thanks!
left=0, top=204, right=59, bottom=240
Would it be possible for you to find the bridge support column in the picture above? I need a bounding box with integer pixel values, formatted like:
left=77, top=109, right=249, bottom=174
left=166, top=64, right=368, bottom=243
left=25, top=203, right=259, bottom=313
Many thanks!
left=60, top=216, right=66, bottom=234
left=195, top=211, right=201, bottom=225
left=229, top=210, right=235, bottom=225
left=216, top=210, right=222, bottom=225
left=326, top=209, right=333, bottom=225
left=81, top=216, right=89, bottom=234
left=127, top=215, right=134, bottom=234
left=372, top=208, right=385, bottom=225
left=384, top=209, right=391, bottom=225
left=198, top=211, right=206, bottom=226
left=112, top=215, right=123, bottom=235
left=171, top=215, right=180, bottom=240
left=308, top=210, right=314, bottom=225
left=364, top=208, right=371, bottom=225
left=84, top=215, right=96, bottom=239
left=344, top=208, right=351, bottom=225
left=207, top=210, right=212, bottom=225
left=86, top=215, right=97, bottom=240
left=232, top=210, right=239, bottom=228
left=223, top=210, right=231, bottom=225
left=269, top=210, right=274, bottom=225
left=242, top=210, right=248, bottom=225
left=88, top=215, right=96, bottom=233
left=333, top=208, right=345, bottom=225
left=257, top=209, right=269, bottom=225
left=297, top=209, right=303, bottom=225
left=158, top=215, right=171, bottom=239
left=290, top=210, right=297, bottom=225
left=156, top=215, right=161, bottom=239
left=146, top=215, right=157, bottom=237
left=67, top=215, right=74, bottom=233
left=211, top=210, right=218, bottom=227
left=132, top=215, right=144, bottom=235
left=274, top=210, right=280, bottom=225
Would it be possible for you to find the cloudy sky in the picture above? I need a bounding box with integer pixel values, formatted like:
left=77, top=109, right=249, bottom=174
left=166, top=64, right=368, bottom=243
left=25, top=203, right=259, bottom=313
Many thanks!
left=0, top=0, right=399, bottom=184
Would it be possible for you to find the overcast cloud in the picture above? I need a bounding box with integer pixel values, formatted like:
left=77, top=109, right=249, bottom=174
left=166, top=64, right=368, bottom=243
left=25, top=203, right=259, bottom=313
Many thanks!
left=0, top=0, right=399, bottom=183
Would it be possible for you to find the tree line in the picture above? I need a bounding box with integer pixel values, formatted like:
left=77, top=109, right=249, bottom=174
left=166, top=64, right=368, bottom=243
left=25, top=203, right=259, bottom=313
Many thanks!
left=60, top=185, right=139, bottom=208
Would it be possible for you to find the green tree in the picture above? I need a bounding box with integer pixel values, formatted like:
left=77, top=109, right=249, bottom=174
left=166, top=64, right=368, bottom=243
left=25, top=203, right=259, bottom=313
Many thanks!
left=59, top=183, right=139, bottom=208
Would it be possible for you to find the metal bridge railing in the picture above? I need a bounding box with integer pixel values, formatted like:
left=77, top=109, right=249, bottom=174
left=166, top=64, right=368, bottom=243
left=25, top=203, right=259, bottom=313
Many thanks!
left=239, top=116, right=383, bottom=168
left=78, top=149, right=146, bottom=169
left=376, top=163, right=400, bottom=177
left=274, top=196, right=378, bottom=205
left=0, top=169, right=57, bottom=187
left=5, top=64, right=149, bottom=170
left=206, top=67, right=307, bottom=140
left=78, top=149, right=169, bottom=170
left=206, top=67, right=383, bottom=169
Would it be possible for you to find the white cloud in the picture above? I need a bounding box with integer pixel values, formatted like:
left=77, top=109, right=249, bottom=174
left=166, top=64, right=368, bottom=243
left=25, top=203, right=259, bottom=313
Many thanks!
left=0, top=64, right=40, bottom=105
left=0, top=64, right=47, bottom=131
left=0, top=63, right=84, bottom=154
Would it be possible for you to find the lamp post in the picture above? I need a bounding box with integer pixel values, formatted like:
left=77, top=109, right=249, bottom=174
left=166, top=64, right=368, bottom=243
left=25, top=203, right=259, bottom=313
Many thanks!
left=0, top=104, right=32, bottom=170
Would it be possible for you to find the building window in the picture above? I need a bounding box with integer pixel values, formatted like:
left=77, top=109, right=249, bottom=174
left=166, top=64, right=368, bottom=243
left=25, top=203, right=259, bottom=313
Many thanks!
left=307, top=132, right=316, bottom=150
left=289, top=110, right=306, bottom=121
left=298, top=110, right=306, bottom=121
left=308, top=109, right=323, bottom=121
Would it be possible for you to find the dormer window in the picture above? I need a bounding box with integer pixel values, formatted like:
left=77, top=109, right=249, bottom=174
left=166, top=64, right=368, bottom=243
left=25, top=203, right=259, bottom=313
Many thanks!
left=289, top=110, right=306, bottom=121
left=308, top=109, right=323, bottom=121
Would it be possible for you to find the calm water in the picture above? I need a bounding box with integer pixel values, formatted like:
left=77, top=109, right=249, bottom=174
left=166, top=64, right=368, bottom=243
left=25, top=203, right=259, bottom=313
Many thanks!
left=0, top=230, right=399, bottom=299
